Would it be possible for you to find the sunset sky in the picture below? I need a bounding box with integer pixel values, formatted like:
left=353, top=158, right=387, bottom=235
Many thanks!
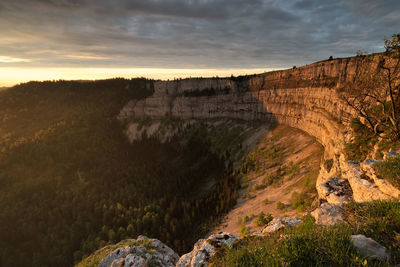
left=1, top=0, right=399, bottom=86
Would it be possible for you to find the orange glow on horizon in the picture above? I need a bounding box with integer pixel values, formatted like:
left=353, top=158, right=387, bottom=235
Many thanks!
left=0, top=67, right=278, bottom=87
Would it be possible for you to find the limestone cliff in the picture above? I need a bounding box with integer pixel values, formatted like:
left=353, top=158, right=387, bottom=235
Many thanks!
left=84, top=54, right=400, bottom=267
left=119, top=55, right=381, bottom=160
left=119, top=53, right=400, bottom=204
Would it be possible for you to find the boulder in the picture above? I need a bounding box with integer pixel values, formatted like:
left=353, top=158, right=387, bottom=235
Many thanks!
left=176, top=232, right=238, bottom=267
left=311, top=203, right=343, bottom=225
left=351, top=234, right=390, bottom=261
left=98, top=236, right=179, bottom=267
left=262, top=217, right=301, bottom=234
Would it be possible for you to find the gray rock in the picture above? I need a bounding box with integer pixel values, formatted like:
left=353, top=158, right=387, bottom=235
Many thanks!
left=311, top=203, right=343, bottom=225
left=176, top=232, right=238, bottom=267
left=262, top=217, right=301, bottom=234
left=99, top=247, right=131, bottom=267
left=98, top=236, right=179, bottom=267
left=383, top=150, right=400, bottom=160
left=317, top=177, right=353, bottom=205
left=124, top=254, right=147, bottom=267
left=351, top=234, right=390, bottom=261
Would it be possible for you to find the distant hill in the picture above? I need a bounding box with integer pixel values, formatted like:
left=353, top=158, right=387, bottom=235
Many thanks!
left=0, top=78, right=246, bottom=266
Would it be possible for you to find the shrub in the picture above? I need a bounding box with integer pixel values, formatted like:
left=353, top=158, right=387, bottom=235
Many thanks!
left=262, top=198, right=269, bottom=205
left=375, top=155, right=400, bottom=189
left=276, top=201, right=285, bottom=210
left=291, top=191, right=313, bottom=212
left=254, top=212, right=273, bottom=227
left=344, top=118, right=377, bottom=161
left=253, top=183, right=264, bottom=190
left=240, top=224, right=249, bottom=237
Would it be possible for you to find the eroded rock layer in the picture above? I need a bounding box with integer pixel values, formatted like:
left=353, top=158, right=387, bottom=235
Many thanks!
left=120, top=56, right=380, bottom=159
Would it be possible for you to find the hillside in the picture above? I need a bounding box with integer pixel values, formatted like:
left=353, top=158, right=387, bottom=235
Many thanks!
left=213, top=125, right=323, bottom=235
left=87, top=53, right=400, bottom=266
left=1, top=53, right=400, bottom=266
left=0, top=80, right=267, bottom=266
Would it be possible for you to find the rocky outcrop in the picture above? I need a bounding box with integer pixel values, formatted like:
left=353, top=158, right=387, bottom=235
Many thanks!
left=351, top=234, right=390, bottom=261
left=316, top=177, right=353, bottom=205
left=311, top=203, right=344, bottom=225
left=176, top=232, right=238, bottom=267
left=97, top=236, right=179, bottom=267
left=360, top=159, right=400, bottom=198
left=261, top=217, right=302, bottom=234
left=316, top=152, right=400, bottom=205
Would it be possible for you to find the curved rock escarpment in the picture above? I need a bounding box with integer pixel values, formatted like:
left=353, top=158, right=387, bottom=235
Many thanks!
left=119, top=53, right=400, bottom=205
left=109, top=54, right=400, bottom=266
left=120, top=56, right=380, bottom=160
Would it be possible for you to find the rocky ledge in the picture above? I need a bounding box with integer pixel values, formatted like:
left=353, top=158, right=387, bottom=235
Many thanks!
left=91, top=213, right=390, bottom=266
left=80, top=236, right=179, bottom=267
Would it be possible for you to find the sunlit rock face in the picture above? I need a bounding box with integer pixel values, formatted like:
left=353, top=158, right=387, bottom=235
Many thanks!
left=120, top=56, right=381, bottom=160
left=120, top=54, right=400, bottom=205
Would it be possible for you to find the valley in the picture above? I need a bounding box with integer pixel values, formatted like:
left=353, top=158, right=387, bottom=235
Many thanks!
left=213, top=125, right=323, bottom=235
left=1, top=52, right=400, bottom=266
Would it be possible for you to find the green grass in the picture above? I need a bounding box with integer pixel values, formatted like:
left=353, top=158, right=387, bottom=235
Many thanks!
left=375, top=155, right=400, bottom=189
left=344, top=200, right=400, bottom=263
left=210, top=216, right=366, bottom=266
left=211, top=201, right=400, bottom=266
left=290, top=191, right=313, bottom=212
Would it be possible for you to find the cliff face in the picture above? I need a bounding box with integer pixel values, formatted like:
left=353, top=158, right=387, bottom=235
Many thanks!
left=120, top=56, right=384, bottom=159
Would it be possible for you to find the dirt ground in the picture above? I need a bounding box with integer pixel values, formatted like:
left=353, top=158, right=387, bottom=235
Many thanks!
left=212, top=125, right=323, bottom=235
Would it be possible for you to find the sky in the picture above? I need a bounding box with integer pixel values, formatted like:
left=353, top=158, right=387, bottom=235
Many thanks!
left=0, top=0, right=399, bottom=86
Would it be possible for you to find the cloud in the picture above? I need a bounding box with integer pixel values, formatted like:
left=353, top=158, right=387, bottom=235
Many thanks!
left=0, top=0, right=398, bottom=70
left=64, top=54, right=110, bottom=60
left=0, top=56, right=31, bottom=63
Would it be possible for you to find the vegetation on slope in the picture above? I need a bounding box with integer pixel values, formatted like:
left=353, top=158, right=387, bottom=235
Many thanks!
left=211, top=200, right=400, bottom=266
left=0, top=79, right=241, bottom=267
left=344, top=200, right=400, bottom=262
left=375, top=155, right=400, bottom=189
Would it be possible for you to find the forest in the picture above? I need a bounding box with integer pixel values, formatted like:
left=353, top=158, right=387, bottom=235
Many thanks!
left=0, top=79, right=240, bottom=266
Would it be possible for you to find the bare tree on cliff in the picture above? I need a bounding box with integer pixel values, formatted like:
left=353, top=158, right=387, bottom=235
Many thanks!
left=338, top=33, right=400, bottom=140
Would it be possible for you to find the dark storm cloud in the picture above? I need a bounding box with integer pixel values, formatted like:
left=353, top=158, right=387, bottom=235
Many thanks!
left=0, top=0, right=399, bottom=68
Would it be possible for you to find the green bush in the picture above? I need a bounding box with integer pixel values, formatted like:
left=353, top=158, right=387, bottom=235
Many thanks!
left=240, top=225, right=249, bottom=237
left=375, top=155, right=400, bottom=189
left=291, top=191, right=313, bottom=212
left=254, top=212, right=273, bottom=226
left=344, top=118, right=377, bottom=161
left=276, top=201, right=285, bottom=210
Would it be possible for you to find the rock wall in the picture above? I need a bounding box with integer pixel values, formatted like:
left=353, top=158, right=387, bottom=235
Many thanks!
left=120, top=55, right=384, bottom=159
